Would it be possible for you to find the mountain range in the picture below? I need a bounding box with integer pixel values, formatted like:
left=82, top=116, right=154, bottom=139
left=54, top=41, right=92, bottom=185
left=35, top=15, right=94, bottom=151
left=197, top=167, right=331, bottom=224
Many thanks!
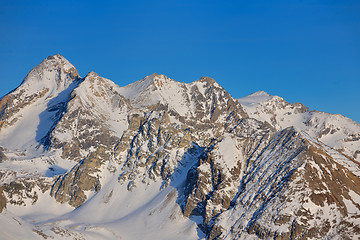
left=0, top=54, right=359, bottom=239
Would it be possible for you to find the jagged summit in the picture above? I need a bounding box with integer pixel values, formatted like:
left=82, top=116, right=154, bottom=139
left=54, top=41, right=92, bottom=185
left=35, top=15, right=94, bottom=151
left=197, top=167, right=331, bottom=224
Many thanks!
left=117, top=73, right=247, bottom=120
left=120, top=74, right=222, bottom=99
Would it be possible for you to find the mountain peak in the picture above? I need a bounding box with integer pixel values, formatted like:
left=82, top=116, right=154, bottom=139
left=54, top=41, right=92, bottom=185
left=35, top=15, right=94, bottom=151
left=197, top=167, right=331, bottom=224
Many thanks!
left=194, top=77, right=223, bottom=90
left=249, top=90, right=270, bottom=97
left=237, top=91, right=273, bottom=106
left=149, top=72, right=159, bottom=78
left=199, top=76, right=216, bottom=84
left=17, top=54, right=80, bottom=95
left=120, top=73, right=174, bottom=96
left=85, top=71, right=99, bottom=78
left=145, top=73, right=173, bottom=84
left=43, top=54, right=79, bottom=76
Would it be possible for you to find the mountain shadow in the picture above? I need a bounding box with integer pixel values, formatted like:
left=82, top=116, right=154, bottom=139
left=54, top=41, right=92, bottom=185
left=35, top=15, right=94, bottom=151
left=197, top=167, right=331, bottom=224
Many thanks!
left=166, top=142, right=207, bottom=239
left=35, top=79, right=83, bottom=151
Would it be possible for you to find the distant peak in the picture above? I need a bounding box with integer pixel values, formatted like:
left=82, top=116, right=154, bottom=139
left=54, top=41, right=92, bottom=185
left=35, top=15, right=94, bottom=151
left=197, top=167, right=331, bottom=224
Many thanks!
left=249, top=91, right=270, bottom=97
left=237, top=91, right=273, bottom=105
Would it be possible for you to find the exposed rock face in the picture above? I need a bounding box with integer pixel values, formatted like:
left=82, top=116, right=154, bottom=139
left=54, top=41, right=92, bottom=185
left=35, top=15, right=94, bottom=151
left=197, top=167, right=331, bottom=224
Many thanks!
left=0, top=147, right=7, bottom=162
left=213, top=137, right=360, bottom=239
left=0, top=55, right=359, bottom=240
left=0, top=169, right=51, bottom=209
left=181, top=127, right=305, bottom=237
left=0, top=186, right=6, bottom=213
left=0, top=88, right=49, bottom=131
left=51, top=147, right=107, bottom=207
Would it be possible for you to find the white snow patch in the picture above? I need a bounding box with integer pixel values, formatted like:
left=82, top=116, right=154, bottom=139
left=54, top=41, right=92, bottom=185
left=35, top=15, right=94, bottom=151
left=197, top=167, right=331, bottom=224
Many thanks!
left=213, top=133, right=242, bottom=170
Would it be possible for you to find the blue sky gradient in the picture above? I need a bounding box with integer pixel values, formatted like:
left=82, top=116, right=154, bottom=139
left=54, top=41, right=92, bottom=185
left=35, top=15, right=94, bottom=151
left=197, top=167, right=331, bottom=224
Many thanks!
left=1, top=0, right=359, bottom=122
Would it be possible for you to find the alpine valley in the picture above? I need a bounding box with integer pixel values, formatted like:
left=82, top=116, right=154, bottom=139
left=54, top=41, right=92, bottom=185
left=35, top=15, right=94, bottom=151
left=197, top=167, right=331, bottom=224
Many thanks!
left=0, top=55, right=359, bottom=240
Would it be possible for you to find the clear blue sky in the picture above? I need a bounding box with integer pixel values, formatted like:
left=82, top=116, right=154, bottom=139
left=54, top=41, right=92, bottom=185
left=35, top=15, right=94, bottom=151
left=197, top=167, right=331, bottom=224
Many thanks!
left=1, top=0, right=359, bottom=122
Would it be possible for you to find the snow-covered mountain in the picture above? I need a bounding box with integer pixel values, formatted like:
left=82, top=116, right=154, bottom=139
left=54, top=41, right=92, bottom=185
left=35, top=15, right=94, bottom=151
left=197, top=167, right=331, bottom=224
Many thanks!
left=238, top=91, right=360, bottom=163
left=0, top=55, right=359, bottom=239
